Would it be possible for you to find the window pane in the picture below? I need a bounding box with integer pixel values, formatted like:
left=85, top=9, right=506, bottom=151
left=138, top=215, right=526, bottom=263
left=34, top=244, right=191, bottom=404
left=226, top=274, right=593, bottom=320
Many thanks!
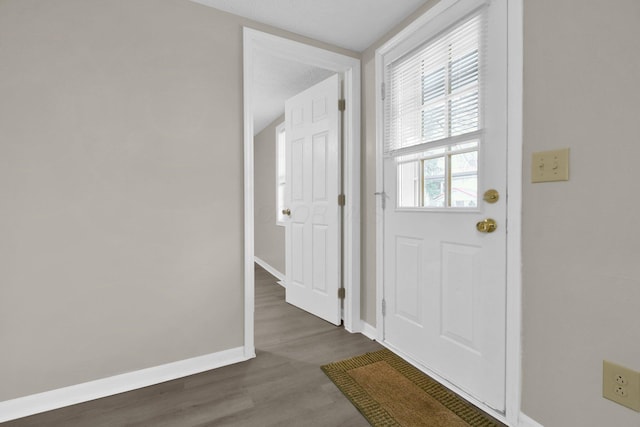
left=451, top=150, right=478, bottom=173
left=422, top=67, right=445, bottom=103
left=450, top=91, right=479, bottom=136
left=398, top=161, right=421, bottom=207
left=276, top=126, right=286, bottom=224
left=277, top=183, right=285, bottom=215
left=450, top=50, right=479, bottom=92
left=423, top=157, right=445, bottom=207
left=277, top=129, right=286, bottom=183
left=422, top=104, right=446, bottom=141
left=450, top=151, right=478, bottom=207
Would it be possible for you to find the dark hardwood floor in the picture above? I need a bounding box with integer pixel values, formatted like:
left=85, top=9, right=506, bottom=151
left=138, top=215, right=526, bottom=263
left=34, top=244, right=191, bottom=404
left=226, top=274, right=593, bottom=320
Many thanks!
left=4, top=266, right=382, bottom=426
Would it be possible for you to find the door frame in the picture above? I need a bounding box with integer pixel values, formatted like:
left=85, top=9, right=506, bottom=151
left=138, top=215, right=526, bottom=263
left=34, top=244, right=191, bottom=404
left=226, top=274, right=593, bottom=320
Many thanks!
left=243, top=28, right=362, bottom=358
left=374, top=0, right=523, bottom=424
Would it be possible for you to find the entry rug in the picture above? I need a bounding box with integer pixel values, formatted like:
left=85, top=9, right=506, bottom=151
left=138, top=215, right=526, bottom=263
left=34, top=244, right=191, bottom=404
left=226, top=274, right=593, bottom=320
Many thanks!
left=321, top=349, right=504, bottom=427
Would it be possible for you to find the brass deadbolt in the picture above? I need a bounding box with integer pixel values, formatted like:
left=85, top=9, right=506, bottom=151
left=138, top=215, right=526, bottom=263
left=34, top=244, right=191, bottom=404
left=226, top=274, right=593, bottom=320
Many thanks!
left=483, top=189, right=499, bottom=204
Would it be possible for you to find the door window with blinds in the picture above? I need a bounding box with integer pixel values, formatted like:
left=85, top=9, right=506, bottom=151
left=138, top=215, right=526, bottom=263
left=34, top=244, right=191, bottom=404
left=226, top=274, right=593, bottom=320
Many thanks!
left=385, top=11, right=485, bottom=209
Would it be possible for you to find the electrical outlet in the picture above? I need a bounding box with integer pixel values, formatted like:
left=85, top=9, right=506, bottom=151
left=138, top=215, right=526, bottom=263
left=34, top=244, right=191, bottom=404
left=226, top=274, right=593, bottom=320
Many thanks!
left=531, top=148, right=569, bottom=183
left=603, top=360, right=640, bottom=411
left=615, top=386, right=627, bottom=397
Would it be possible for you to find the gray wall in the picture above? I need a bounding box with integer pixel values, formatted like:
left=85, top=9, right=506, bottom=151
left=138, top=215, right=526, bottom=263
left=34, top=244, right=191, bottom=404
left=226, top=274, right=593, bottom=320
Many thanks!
left=361, top=0, right=640, bottom=426
left=521, top=1, right=640, bottom=425
left=254, top=116, right=285, bottom=274
left=0, top=0, right=356, bottom=403
left=0, top=0, right=245, bottom=401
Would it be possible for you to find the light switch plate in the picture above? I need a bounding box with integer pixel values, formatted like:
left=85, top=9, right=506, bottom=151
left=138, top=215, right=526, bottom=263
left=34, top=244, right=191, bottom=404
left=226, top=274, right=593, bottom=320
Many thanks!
left=531, top=148, right=569, bottom=183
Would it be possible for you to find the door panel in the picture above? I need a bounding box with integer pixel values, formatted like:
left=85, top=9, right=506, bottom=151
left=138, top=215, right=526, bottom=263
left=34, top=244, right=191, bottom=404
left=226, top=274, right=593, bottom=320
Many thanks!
left=394, top=236, right=423, bottom=326
left=284, top=74, right=341, bottom=326
left=441, top=242, right=480, bottom=350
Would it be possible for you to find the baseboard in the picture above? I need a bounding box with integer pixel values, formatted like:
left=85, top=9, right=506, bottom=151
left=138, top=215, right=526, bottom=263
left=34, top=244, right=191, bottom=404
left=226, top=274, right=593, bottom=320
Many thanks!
left=519, top=413, right=544, bottom=427
left=360, top=321, right=377, bottom=340
left=254, top=256, right=285, bottom=284
left=0, top=346, right=249, bottom=423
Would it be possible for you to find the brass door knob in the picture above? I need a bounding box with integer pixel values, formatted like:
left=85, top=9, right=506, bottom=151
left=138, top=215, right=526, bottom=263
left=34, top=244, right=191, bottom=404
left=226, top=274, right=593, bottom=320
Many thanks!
left=476, top=218, right=497, bottom=233
left=282, top=208, right=291, bottom=216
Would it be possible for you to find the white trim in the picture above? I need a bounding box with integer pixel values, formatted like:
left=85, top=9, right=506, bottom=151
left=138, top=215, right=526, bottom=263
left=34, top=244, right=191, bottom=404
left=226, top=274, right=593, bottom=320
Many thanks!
left=360, top=321, right=378, bottom=341
left=505, top=0, right=524, bottom=426
left=243, top=28, right=361, bottom=343
left=378, top=0, right=485, bottom=62
left=0, top=347, right=248, bottom=423
left=519, top=413, right=545, bottom=427
left=374, top=0, right=523, bottom=424
left=254, top=256, right=285, bottom=283
left=243, top=30, right=257, bottom=360
left=375, top=51, right=385, bottom=344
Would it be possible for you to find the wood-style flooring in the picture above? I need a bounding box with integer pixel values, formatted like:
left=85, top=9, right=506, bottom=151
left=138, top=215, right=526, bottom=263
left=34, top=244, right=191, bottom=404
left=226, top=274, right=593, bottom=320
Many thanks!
left=4, top=265, right=382, bottom=426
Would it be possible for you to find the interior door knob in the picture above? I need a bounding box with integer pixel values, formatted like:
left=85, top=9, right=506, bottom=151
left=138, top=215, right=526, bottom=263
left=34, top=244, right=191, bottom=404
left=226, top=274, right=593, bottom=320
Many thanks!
left=476, top=218, right=497, bottom=233
left=282, top=208, right=291, bottom=216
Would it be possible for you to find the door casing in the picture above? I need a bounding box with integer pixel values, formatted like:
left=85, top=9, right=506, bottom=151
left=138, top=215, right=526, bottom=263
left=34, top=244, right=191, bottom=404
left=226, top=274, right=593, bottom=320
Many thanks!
left=243, top=28, right=362, bottom=358
left=374, top=0, right=523, bottom=424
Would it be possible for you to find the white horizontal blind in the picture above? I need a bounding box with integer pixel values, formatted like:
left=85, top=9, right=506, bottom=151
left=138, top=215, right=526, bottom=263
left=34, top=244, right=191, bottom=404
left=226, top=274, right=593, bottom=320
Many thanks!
left=384, top=10, right=486, bottom=156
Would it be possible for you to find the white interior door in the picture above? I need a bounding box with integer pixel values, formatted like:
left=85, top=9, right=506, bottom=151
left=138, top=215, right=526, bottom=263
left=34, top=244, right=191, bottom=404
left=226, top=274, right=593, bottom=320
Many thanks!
left=283, top=74, right=341, bottom=326
left=381, top=0, right=507, bottom=411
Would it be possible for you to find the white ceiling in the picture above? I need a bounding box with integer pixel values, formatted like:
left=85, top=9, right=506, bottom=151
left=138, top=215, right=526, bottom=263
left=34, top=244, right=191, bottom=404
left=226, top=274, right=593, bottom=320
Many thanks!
left=252, top=51, right=334, bottom=135
left=192, top=0, right=429, bottom=52
left=191, top=0, right=430, bottom=135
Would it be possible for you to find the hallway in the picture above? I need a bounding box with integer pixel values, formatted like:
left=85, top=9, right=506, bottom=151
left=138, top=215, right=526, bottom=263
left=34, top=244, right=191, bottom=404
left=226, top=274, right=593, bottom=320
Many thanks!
left=5, top=265, right=382, bottom=426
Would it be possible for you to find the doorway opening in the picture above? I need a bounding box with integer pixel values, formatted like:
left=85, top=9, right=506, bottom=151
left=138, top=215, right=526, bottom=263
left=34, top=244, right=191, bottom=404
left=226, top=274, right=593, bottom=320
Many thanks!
left=243, top=28, right=362, bottom=358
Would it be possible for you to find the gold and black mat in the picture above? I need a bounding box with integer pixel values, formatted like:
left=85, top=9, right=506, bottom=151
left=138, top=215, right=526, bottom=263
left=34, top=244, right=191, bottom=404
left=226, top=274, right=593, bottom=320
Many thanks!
left=321, top=349, right=504, bottom=427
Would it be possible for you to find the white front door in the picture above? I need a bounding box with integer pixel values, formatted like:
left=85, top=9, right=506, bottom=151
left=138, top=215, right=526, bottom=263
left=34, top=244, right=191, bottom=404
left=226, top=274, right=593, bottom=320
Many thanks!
left=380, top=0, right=508, bottom=411
left=283, top=74, right=342, bottom=326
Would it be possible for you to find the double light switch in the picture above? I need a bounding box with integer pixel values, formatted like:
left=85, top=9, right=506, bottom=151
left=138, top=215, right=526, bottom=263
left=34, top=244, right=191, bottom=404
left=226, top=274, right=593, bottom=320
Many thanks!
left=531, top=148, right=569, bottom=183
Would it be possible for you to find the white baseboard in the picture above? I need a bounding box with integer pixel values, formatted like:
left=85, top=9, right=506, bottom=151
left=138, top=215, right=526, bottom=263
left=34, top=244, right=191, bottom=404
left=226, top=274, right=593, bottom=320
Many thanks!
left=519, top=412, right=544, bottom=427
left=0, top=346, right=249, bottom=423
left=254, top=256, right=285, bottom=284
left=360, top=321, right=377, bottom=340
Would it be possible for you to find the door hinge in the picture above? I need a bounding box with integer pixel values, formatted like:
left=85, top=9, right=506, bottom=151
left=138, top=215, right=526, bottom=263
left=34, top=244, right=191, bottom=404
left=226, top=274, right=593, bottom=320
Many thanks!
left=338, top=194, right=346, bottom=206
left=382, top=299, right=386, bottom=316
left=381, top=82, right=386, bottom=101
left=338, top=99, right=346, bottom=111
left=338, top=288, right=346, bottom=299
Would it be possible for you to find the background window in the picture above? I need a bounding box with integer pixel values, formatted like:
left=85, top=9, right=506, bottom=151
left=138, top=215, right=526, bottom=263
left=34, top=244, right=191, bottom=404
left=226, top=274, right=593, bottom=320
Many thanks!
left=275, top=123, right=286, bottom=225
